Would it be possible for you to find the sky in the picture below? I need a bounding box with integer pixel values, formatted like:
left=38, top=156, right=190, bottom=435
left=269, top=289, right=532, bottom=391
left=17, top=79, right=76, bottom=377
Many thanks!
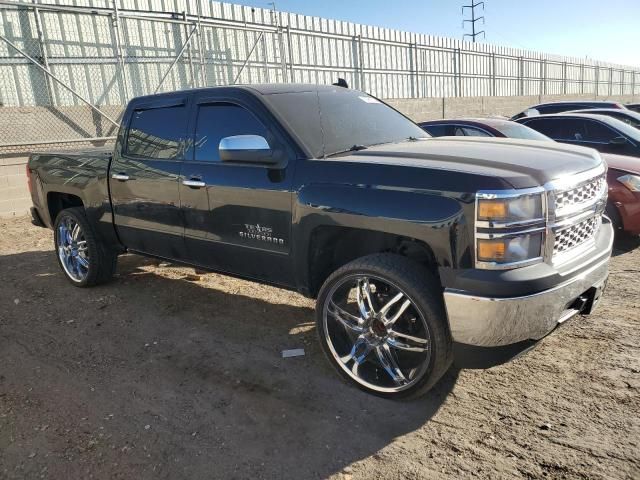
left=226, top=0, right=639, bottom=67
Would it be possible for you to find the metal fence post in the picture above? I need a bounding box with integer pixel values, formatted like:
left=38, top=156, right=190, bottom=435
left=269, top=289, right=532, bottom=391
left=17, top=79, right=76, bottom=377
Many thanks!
left=580, top=63, right=584, bottom=95
left=357, top=35, right=365, bottom=92
left=111, top=0, right=128, bottom=101
left=609, top=67, right=613, bottom=97
left=454, top=48, right=462, bottom=97
left=518, top=56, right=524, bottom=96
left=562, top=61, right=567, bottom=95
left=196, top=1, right=206, bottom=87
left=183, top=11, right=195, bottom=87
left=539, top=59, right=545, bottom=99
left=595, top=65, right=599, bottom=98
left=285, top=25, right=295, bottom=83
left=277, top=27, right=288, bottom=82
left=410, top=38, right=418, bottom=98
left=491, top=52, right=496, bottom=97
left=32, top=7, right=55, bottom=106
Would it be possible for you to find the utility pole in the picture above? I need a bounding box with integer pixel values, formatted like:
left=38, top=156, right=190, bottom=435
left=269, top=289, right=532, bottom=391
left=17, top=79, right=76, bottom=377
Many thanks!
left=462, top=1, right=485, bottom=42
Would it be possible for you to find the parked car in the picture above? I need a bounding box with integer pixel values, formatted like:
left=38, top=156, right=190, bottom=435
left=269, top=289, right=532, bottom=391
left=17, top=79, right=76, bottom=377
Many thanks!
left=516, top=113, right=640, bottom=157
left=511, top=101, right=626, bottom=120
left=418, top=118, right=551, bottom=140
left=569, top=108, right=640, bottom=129
left=602, top=154, right=640, bottom=236
left=27, top=84, right=613, bottom=399
left=626, top=103, right=640, bottom=114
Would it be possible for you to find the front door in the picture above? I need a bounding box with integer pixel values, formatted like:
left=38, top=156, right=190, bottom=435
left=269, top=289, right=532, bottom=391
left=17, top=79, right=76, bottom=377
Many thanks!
left=110, top=95, right=190, bottom=259
left=179, top=97, right=294, bottom=286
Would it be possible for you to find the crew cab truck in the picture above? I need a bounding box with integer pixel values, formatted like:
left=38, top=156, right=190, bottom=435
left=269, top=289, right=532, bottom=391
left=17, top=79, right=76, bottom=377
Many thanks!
left=28, top=84, right=613, bottom=398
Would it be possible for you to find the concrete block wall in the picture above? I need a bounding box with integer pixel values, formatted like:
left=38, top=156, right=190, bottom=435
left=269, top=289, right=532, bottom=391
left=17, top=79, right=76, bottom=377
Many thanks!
left=388, top=93, right=637, bottom=123
left=0, top=92, right=637, bottom=217
left=0, top=157, right=30, bottom=217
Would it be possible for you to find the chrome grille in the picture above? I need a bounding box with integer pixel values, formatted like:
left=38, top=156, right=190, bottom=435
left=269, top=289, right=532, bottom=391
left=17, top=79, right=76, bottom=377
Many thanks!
left=554, top=174, right=606, bottom=214
left=553, top=216, right=600, bottom=256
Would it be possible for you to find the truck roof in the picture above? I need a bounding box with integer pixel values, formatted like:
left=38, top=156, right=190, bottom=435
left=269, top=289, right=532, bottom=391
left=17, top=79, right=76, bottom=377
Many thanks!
left=133, top=83, right=340, bottom=102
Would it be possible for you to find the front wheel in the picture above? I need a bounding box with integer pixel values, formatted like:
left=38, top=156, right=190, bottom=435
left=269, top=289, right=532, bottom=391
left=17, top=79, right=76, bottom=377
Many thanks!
left=54, top=207, right=117, bottom=287
left=315, top=254, right=452, bottom=399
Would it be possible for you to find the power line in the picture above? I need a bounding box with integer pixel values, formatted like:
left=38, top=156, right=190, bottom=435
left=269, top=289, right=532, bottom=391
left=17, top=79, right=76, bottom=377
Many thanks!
left=462, top=1, right=485, bottom=42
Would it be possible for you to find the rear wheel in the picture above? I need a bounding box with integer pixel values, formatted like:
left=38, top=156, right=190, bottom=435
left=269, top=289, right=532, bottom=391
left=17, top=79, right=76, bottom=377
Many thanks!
left=54, top=207, right=117, bottom=287
left=316, top=254, right=452, bottom=399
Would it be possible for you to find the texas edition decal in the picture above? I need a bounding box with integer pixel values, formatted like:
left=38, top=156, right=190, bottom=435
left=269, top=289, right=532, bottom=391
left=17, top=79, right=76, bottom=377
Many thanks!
left=239, top=224, right=285, bottom=245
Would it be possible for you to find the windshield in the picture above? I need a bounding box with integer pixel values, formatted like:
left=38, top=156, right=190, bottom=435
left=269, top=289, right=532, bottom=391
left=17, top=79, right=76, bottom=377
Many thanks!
left=492, top=121, right=552, bottom=141
left=264, top=87, right=430, bottom=158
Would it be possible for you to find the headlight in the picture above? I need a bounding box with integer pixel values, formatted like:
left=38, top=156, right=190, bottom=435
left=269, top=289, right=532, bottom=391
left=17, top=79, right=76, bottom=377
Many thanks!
left=618, top=174, right=640, bottom=192
left=477, top=194, right=543, bottom=225
left=475, top=189, right=546, bottom=269
left=477, top=233, right=544, bottom=264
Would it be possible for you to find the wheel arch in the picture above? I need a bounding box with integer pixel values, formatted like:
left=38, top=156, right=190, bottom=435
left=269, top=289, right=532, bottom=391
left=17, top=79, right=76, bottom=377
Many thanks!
left=47, top=191, right=85, bottom=224
left=304, top=225, right=440, bottom=298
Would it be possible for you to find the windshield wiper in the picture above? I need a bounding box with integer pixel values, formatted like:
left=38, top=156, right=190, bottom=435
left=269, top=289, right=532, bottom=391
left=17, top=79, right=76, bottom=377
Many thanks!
left=348, top=144, right=368, bottom=151
left=326, top=144, right=368, bottom=157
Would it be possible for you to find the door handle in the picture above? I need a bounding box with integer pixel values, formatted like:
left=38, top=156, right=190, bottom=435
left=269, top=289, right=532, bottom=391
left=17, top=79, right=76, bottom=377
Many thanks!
left=182, top=179, right=206, bottom=188
left=111, top=173, right=130, bottom=181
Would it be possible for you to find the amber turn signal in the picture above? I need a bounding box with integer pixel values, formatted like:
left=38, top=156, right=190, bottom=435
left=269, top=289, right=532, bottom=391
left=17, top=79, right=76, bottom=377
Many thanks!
left=477, top=239, right=507, bottom=261
left=477, top=200, right=508, bottom=220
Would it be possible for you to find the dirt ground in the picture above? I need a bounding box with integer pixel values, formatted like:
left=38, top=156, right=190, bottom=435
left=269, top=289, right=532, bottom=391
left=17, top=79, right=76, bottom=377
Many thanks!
left=0, top=215, right=638, bottom=480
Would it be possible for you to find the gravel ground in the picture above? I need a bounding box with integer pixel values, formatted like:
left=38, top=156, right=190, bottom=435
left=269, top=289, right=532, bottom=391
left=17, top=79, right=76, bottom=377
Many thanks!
left=1, top=215, right=638, bottom=480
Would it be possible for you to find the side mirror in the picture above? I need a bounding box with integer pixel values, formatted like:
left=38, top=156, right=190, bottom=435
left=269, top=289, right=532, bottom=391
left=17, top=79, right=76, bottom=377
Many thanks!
left=609, top=136, right=628, bottom=146
left=219, top=135, right=279, bottom=165
left=524, top=108, right=540, bottom=117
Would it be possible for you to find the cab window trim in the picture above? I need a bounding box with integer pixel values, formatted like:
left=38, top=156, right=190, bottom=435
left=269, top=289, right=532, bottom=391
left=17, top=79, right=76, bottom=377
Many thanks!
left=186, top=97, right=285, bottom=166
left=122, top=97, right=191, bottom=162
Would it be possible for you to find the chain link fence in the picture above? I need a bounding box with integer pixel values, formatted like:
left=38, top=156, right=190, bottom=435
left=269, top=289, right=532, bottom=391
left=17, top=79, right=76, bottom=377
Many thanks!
left=1, top=0, right=639, bottom=155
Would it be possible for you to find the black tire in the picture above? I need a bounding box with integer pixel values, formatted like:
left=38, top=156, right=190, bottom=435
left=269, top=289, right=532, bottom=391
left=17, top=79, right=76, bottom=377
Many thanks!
left=315, top=253, right=453, bottom=399
left=53, top=207, right=117, bottom=287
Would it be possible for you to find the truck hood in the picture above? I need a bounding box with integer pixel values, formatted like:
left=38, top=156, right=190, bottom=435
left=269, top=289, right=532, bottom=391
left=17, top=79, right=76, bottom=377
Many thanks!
left=337, top=137, right=603, bottom=189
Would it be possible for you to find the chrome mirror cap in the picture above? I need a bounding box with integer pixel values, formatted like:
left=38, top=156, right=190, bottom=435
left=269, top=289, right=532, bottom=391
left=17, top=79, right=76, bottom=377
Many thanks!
left=218, top=134, right=279, bottom=164
left=219, top=134, right=270, bottom=152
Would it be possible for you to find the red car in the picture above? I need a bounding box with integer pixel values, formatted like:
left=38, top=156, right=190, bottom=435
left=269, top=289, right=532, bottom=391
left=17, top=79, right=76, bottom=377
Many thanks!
left=603, top=154, right=640, bottom=236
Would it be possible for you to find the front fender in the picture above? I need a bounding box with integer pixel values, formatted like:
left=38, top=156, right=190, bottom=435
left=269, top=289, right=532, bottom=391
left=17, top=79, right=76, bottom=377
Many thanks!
left=292, top=183, right=474, bottom=293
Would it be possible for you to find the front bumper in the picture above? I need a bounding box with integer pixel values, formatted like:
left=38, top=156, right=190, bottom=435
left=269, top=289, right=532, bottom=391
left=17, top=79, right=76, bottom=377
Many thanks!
left=30, top=206, right=46, bottom=228
left=443, top=223, right=613, bottom=347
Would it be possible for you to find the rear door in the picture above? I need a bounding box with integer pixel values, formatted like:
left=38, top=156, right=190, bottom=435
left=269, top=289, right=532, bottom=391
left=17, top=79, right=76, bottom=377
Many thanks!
left=178, top=92, right=296, bottom=286
left=110, top=94, right=191, bottom=259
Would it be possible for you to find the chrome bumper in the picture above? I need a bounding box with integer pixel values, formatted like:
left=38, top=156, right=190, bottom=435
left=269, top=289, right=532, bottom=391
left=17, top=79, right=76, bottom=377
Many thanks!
left=444, top=247, right=611, bottom=347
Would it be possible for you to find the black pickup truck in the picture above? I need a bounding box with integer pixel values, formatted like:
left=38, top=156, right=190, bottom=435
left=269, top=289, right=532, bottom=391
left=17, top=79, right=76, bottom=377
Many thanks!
left=28, top=84, right=613, bottom=398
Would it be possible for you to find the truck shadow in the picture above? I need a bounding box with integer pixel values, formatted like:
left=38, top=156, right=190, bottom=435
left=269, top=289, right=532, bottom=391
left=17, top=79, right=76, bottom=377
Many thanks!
left=1, top=250, right=459, bottom=480
left=612, top=233, right=640, bottom=257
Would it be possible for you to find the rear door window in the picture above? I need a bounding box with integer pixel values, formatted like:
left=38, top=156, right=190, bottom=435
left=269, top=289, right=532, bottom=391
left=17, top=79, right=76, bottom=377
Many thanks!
left=455, top=126, right=492, bottom=137
left=126, top=104, right=188, bottom=159
left=522, top=118, right=567, bottom=139
left=537, top=104, right=574, bottom=114
left=421, top=124, right=449, bottom=136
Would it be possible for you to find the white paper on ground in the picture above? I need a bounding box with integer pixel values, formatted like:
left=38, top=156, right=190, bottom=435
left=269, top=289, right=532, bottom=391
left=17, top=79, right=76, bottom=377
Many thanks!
left=282, top=348, right=305, bottom=358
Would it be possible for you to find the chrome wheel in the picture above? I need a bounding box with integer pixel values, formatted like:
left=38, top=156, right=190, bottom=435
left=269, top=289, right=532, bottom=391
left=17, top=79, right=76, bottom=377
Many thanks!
left=57, top=216, right=90, bottom=283
left=322, top=274, right=432, bottom=393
